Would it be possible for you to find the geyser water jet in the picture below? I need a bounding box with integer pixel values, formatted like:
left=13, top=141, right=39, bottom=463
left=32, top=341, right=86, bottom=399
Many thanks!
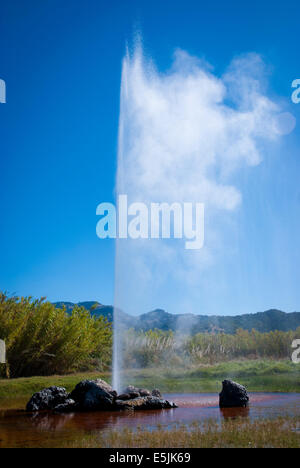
left=112, top=42, right=284, bottom=392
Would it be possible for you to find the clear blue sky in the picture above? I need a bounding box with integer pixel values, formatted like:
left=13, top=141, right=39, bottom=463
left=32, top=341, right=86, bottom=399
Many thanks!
left=0, top=0, right=299, bottom=314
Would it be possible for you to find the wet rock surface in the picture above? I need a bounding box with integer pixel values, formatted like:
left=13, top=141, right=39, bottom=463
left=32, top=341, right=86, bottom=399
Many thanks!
left=69, top=379, right=116, bottom=411
left=54, top=399, right=77, bottom=413
left=26, top=386, right=69, bottom=412
left=219, top=379, right=249, bottom=408
left=115, top=396, right=177, bottom=410
left=26, top=379, right=178, bottom=413
left=123, top=386, right=151, bottom=397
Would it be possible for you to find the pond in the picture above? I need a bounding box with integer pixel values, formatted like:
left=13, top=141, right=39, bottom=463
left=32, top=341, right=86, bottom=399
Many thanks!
left=0, top=393, right=299, bottom=448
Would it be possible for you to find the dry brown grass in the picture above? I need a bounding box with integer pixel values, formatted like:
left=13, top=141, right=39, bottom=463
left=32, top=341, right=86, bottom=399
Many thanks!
left=68, top=416, right=300, bottom=448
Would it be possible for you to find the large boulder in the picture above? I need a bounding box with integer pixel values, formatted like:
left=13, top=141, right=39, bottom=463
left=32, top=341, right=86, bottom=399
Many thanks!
left=26, top=386, right=69, bottom=412
left=219, top=379, right=249, bottom=408
left=70, top=379, right=117, bottom=411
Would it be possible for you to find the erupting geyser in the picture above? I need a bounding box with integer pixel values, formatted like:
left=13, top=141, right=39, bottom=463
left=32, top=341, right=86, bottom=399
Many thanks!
left=112, top=41, right=284, bottom=391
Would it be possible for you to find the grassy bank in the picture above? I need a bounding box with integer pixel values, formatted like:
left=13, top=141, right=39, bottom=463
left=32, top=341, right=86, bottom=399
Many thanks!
left=0, top=372, right=109, bottom=403
left=69, top=417, right=300, bottom=448
left=122, top=360, right=300, bottom=393
left=0, top=360, right=299, bottom=405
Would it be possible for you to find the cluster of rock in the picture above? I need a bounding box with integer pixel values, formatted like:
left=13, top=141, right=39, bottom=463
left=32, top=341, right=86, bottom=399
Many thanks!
left=26, top=379, right=178, bottom=413
left=219, top=379, right=249, bottom=408
left=26, top=378, right=249, bottom=413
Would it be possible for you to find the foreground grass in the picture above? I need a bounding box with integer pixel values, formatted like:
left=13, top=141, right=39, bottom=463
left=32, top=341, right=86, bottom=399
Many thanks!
left=69, top=417, right=300, bottom=448
left=0, top=360, right=299, bottom=405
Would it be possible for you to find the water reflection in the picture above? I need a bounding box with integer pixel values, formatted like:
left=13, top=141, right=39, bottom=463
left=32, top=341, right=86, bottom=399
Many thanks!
left=220, top=406, right=250, bottom=420
left=29, top=411, right=75, bottom=431
left=0, top=393, right=299, bottom=448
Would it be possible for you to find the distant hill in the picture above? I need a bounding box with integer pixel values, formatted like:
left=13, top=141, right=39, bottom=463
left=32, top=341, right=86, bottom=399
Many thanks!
left=53, top=302, right=300, bottom=335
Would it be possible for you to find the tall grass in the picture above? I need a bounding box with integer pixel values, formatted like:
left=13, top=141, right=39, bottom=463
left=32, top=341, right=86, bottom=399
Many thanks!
left=69, top=417, right=300, bottom=448
left=0, top=293, right=112, bottom=377
left=123, top=327, right=300, bottom=368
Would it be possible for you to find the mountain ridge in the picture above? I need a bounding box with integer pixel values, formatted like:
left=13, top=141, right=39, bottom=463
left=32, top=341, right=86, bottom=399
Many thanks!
left=53, top=302, right=300, bottom=334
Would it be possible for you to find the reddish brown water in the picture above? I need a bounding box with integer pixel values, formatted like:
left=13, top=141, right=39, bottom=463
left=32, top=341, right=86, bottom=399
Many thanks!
left=0, top=393, right=299, bottom=448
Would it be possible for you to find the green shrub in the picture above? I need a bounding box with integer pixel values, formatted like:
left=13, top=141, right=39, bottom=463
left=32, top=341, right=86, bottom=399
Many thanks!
left=0, top=293, right=112, bottom=377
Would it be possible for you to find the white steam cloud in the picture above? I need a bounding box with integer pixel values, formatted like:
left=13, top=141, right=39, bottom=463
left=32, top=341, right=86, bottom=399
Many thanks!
left=114, top=44, right=283, bottom=317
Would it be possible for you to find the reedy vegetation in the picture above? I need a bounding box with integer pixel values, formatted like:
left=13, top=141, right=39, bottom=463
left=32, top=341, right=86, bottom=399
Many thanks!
left=69, top=417, right=300, bottom=448
left=123, top=327, right=300, bottom=367
left=0, top=293, right=299, bottom=378
left=0, top=293, right=111, bottom=377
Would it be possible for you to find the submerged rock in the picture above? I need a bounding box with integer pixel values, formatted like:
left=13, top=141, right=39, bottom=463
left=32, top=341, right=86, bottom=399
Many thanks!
left=115, top=396, right=178, bottom=411
left=142, top=397, right=177, bottom=410
left=26, top=386, right=69, bottom=412
left=219, top=379, right=249, bottom=408
left=70, top=379, right=116, bottom=411
left=115, top=396, right=147, bottom=410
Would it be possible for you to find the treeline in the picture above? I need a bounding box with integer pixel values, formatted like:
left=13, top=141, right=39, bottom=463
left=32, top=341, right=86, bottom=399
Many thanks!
left=123, top=328, right=300, bottom=368
left=0, top=293, right=112, bottom=378
left=0, top=293, right=299, bottom=378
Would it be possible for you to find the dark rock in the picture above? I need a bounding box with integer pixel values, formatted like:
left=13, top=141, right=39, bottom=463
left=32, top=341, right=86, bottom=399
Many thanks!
left=166, top=400, right=178, bottom=409
left=54, top=399, right=77, bottom=413
left=26, top=380, right=177, bottom=414
left=117, top=393, right=131, bottom=401
left=139, top=388, right=151, bottom=397
left=142, top=397, right=177, bottom=409
left=114, top=396, right=177, bottom=411
left=114, top=401, right=132, bottom=411
left=122, top=386, right=158, bottom=397
left=123, top=385, right=140, bottom=394
left=114, top=398, right=144, bottom=410
left=70, top=379, right=116, bottom=411
left=219, top=379, right=249, bottom=408
left=26, top=386, right=69, bottom=412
